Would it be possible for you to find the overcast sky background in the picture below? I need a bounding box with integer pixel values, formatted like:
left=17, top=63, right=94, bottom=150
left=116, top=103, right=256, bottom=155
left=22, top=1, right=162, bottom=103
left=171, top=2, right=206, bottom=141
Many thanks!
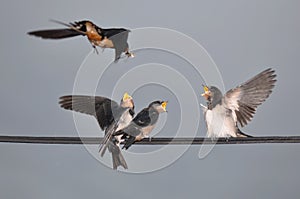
left=1, top=0, right=300, bottom=198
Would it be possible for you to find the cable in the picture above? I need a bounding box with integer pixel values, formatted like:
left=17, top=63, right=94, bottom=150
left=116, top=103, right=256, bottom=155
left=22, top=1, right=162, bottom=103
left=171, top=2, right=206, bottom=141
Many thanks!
left=0, top=135, right=300, bottom=145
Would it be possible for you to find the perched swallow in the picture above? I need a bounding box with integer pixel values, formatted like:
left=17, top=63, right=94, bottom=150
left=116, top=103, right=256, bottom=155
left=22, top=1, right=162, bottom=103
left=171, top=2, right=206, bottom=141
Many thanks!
left=59, top=93, right=135, bottom=170
left=115, top=100, right=168, bottom=149
left=201, top=68, right=276, bottom=138
left=28, top=20, right=134, bottom=62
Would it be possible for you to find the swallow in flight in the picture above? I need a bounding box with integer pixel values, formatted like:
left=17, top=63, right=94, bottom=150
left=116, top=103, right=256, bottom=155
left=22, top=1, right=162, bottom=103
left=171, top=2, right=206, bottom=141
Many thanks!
left=28, top=20, right=134, bottom=62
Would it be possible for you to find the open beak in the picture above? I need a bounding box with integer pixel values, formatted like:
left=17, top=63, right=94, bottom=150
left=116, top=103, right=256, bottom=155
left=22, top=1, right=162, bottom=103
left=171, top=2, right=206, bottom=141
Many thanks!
left=123, top=92, right=132, bottom=101
left=161, top=101, right=168, bottom=112
left=201, top=85, right=211, bottom=100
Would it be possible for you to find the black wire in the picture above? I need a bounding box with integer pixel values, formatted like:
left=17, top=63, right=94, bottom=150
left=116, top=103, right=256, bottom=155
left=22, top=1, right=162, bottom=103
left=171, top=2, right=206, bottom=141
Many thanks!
left=0, top=135, right=300, bottom=145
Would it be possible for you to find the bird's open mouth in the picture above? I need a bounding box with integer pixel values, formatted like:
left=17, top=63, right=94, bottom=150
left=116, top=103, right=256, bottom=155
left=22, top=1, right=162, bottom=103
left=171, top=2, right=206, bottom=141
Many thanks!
left=123, top=92, right=132, bottom=101
left=201, top=85, right=211, bottom=100
left=161, top=101, right=168, bottom=111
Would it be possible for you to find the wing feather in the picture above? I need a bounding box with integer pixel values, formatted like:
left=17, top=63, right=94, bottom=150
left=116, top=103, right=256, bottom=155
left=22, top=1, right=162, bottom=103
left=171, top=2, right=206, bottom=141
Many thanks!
left=28, top=29, right=83, bottom=39
left=103, top=29, right=130, bottom=61
left=59, top=95, right=120, bottom=130
left=224, top=68, right=276, bottom=127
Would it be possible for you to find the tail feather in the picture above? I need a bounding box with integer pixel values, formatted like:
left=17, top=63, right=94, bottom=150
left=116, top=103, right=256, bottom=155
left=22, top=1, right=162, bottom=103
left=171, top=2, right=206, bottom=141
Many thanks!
left=111, top=145, right=128, bottom=170
left=99, top=124, right=117, bottom=156
left=99, top=144, right=108, bottom=157
left=99, top=133, right=112, bottom=157
left=99, top=124, right=128, bottom=169
left=236, top=128, right=253, bottom=137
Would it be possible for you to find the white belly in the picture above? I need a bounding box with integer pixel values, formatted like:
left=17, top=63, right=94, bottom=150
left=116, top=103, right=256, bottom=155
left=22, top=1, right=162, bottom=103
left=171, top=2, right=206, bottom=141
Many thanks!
left=99, top=37, right=114, bottom=48
left=114, top=109, right=133, bottom=145
left=205, top=105, right=237, bottom=138
left=116, top=109, right=133, bottom=132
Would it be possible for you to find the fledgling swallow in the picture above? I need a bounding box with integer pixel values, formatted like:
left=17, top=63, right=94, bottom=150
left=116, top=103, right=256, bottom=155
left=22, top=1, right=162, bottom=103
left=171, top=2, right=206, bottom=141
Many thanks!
left=59, top=93, right=135, bottom=170
left=28, top=20, right=134, bottom=62
left=201, top=68, right=276, bottom=138
left=114, top=100, right=168, bottom=149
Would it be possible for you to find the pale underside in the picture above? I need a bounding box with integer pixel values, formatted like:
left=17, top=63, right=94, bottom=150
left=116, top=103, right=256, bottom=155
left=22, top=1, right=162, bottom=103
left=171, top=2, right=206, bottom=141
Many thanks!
left=114, top=108, right=133, bottom=146
left=204, top=103, right=238, bottom=138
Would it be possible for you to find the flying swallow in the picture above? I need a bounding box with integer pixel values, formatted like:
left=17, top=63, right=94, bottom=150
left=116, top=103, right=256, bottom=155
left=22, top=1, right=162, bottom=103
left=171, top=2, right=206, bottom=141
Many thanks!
left=59, top=93, right=135, bottom=169
left=28, top=20, right=134, bottom=62
left=115, top=100, right=168, bottom=149
left=201, top=68, right=276, bottom=138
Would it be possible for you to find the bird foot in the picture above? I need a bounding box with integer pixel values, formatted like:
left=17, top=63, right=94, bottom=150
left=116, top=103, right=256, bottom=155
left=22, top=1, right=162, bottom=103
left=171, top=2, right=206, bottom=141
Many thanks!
left=126, top=52, right=134, bottom=58
left=93, top=46, right=99, bottom=54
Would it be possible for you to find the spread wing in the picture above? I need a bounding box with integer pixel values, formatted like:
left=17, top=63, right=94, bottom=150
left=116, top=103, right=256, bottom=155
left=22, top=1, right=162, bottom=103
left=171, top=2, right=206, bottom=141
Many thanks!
left=27, top=20, right=87, bottom=39
left=59, top=95, right=121, bottom=130
left=28, top=28, right=84, bottom=39
left=103, top=28, right=130, bottom=61
left=224, top=68, right=276, bottom=127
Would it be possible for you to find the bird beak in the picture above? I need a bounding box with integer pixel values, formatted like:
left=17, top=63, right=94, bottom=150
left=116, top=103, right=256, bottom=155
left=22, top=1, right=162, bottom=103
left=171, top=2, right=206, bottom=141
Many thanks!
left=123, top=92, right=132, bottom=101
left=201, top=85, right=211, bottom=100
left=161, top=101, right=168, bottom=112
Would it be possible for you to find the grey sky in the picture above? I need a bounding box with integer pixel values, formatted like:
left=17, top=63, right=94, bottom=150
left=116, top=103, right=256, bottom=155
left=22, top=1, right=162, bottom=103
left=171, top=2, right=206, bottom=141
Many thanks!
left=0, top=0, right=300, bottom=198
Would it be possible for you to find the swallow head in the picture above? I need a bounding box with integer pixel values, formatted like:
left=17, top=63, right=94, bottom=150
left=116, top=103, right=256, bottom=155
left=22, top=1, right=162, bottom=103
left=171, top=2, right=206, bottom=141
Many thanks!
left=121, top=92, right=134, bottom=109
left=149, top=100, right=168, bottom=113
left=73, top=20, right=93, bottom=32
left=82, top=20, right=98, bottom=32
left=201, top=85, right=223, bottom=104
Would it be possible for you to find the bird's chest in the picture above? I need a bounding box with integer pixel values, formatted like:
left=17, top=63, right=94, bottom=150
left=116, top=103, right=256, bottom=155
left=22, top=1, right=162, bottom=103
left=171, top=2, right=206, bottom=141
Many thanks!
left=98, top=37, right=114, bottom=48
left=116, top=111, right=133, bottom=132
left=86, top=30, right=102, bottom=43
left=135, top=125, right=155, bottom=141
left=205, top=109, right=213, bottom=129
left=205, top=105, right=236, bottom=137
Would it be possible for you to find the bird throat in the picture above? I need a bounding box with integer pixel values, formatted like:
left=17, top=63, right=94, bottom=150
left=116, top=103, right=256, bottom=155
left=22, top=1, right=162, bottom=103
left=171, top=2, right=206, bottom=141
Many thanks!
left=207, top=97, right=222, bottom=110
